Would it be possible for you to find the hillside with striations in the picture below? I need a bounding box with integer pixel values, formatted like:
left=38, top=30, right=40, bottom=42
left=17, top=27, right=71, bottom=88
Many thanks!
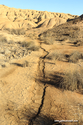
left=0, top=5, right=78, bottom=30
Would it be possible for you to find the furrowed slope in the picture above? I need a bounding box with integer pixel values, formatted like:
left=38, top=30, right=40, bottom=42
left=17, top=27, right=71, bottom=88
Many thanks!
left=0, top=5, right=78, bottom=30
left=39, top=14, right=83, bottom=46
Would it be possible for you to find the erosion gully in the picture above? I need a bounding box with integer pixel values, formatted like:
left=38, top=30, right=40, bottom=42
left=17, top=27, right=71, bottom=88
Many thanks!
left=29, top=41, right=49, bottom=125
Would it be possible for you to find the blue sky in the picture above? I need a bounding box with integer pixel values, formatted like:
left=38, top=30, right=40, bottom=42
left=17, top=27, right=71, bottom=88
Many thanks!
left=0, top=0, right=83, bottom=15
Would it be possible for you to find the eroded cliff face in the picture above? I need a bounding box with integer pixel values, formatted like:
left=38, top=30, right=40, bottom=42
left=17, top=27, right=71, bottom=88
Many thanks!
left=0, top=5, right=83, bottom=125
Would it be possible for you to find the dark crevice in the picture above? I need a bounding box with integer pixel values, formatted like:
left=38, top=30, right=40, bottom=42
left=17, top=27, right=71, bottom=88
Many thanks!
left=29, top=42, right=49, bottom=125
left=29, top=86, right=47, bottom=125
left=40, top=46, right=49, bottom=59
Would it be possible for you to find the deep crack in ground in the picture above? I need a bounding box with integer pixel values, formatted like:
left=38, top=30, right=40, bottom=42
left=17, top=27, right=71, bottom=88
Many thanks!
left=29, top=42, right=49, bottom=125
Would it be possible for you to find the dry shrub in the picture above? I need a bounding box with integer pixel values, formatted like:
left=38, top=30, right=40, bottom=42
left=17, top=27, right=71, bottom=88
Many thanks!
left=28, top=45, right=39, bottom=51
left=21, top=41, right=31, bottom=47
left=73, top=39, right=83, bottom=46
left=27, top=33, right=37, bottom=40
left=47, top=51, right=66, bottom=61
left=0, top=35, right=7, bottom=42
left=43, top=37, right=55, bottom=45
left=28, top=41, right=39, bottom=51
left=68, top=51, right=83, bottom=63
left=39, top=33, right=55, bottom=45
left=44, top=39, right=54, bottom=45
left=54, top=53, right=66, bottom=61
left=20, top=41, right=39, bottom=51
left=4, top=28, right=25, bottom=35
left=61, top=69, right=83, bottom=91
left=47, top=51, right=83, bottom=63
left=27, top=33, right=34, bottom=38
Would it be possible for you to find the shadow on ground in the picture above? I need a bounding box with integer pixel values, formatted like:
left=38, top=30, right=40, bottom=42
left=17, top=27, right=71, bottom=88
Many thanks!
left=11, top=63, right=23, bottom=67
left=11, top=61, right=28, bottom=67
left=37, top=72, right=64, bottom=90
left=5, top=101, right=59, bottom=125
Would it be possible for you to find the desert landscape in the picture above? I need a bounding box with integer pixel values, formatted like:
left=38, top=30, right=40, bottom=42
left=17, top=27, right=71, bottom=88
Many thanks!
left=0, top=5, right=83, bottom=125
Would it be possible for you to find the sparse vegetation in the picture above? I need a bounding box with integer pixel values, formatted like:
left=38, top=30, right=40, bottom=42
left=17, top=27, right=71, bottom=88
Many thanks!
left=53, top=52, right=66, bottom=61
left=29, top=45, right=39, bottom=51
left=26, top=33, right=37, bottom=40
left=46, top=51, right=66, bottom=61
left=39, top=24, right=83, bottom=46
left=47, top=51, right=83, bottom=63
left=68, top=51, right=83, bottom=63
left=20, top=41, right=39, bottom=51
left=0, top=35, right=7, bottom=43
left=20, top=41, right=31, bottom=47
left=39, top=34, right=55, bottom=45
left=4, top=28, right=26, bottom=35
left=60, top=69, right=83, bottom=92
left=44, top=38, right=55, bottom=45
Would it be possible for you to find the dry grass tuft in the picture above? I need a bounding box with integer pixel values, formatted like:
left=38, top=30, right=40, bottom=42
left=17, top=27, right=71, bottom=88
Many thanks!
left=4, top=28, right=26, bottom=35
left=0, top=35, right=7, bottom=43
left=68, top=51, right=83, bottom=63
left=61, top=68, right=83, bottom=91
left=47, top=51, right=83, bottom=63
left=46, top=51, right=66, bottom=61
left=21, top=41, right=31, bottom=48
left=20, top=41, right=39, bottom=51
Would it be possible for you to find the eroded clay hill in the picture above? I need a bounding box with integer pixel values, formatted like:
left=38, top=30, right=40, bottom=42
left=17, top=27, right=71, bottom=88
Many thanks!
left=0, top=4, right=78, bottom=30
left=0, top=5, right=83, bottom=125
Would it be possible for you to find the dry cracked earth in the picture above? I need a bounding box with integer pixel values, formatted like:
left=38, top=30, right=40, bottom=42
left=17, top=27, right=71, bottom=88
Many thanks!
left=0, top=5, right=83, bottom=125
